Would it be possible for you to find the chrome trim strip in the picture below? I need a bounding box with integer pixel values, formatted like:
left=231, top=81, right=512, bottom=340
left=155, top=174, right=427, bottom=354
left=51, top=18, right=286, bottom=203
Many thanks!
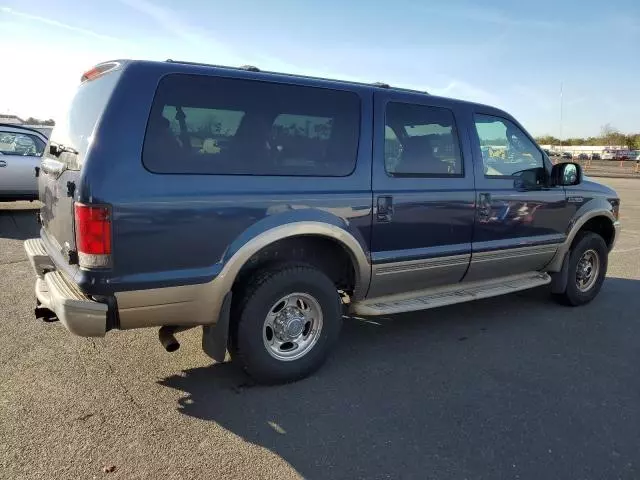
left=375, top=254, right=470, bottom=276
left=372, top=243, right=471, bottom=264
left=471, top=244, right=560, bottom=263
left=471, top=234, right=566, bottom=253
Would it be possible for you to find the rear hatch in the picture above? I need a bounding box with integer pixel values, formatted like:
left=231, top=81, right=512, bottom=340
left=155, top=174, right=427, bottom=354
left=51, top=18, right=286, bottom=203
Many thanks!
left=39, top=62, right=122, bottom=257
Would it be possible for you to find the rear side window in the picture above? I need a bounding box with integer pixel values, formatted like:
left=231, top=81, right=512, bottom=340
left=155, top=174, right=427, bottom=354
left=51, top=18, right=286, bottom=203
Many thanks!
left=385, top=102, right=463, bottom=177
left=0, top=131, right=45, bottom=156
left=45, top=70, right=122, bottom=170
left=143, top=74, right=361, bottom=176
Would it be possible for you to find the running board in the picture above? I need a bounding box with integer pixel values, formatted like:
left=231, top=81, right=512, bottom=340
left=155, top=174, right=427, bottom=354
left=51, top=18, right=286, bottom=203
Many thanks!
left=351, top=272, right=551, bottom=316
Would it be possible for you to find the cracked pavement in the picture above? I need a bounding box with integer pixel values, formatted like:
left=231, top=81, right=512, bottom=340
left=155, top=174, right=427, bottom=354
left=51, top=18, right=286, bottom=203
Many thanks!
left=1, top=178, right=640, bottom=479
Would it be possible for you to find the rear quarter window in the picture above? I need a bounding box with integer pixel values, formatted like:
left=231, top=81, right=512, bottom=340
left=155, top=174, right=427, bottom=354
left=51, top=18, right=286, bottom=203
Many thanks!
left=45, top=69, right=122, bottom=170
left=142, top=74, right=361, bottom=176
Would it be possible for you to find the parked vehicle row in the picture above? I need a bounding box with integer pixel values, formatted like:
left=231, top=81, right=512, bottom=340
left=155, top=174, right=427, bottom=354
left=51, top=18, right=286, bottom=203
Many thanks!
left=25, top=59, right=621, bottom=383
left=545, top=150, right=637, bottom=161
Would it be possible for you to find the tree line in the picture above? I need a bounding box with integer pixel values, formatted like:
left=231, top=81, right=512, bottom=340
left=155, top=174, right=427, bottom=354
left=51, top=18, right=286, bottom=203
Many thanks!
left=535, top=124, right=640, bottom=150
left=23, top=117, right=55, bottom=126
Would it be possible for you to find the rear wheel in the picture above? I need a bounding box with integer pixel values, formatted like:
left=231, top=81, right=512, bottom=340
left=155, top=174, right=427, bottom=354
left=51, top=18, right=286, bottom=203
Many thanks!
left=554, top=232, right=608, bottom=306
left=231, top=264, right=342, bottom=384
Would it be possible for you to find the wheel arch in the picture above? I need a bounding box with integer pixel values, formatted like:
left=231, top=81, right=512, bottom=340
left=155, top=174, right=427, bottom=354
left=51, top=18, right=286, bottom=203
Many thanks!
left=546, top=201, right=616, bottom=273
left=220, top=221, right=371, bottom=301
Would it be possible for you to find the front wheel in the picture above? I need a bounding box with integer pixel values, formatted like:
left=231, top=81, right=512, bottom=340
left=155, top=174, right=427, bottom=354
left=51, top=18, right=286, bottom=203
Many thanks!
left=554, top=232, right=608, bottom=306
left=231, top=264, right=342, bottom=384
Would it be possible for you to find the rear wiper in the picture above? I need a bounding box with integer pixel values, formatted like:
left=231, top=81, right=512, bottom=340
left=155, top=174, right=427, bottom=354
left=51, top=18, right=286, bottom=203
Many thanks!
left=48, top=141, right=78, bottom=157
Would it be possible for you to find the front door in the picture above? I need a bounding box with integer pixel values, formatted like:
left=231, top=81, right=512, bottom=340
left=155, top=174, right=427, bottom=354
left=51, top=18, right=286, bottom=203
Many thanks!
left=465, top=111, right=570, bottom=281
left=368, top=93, right=476, bottom=298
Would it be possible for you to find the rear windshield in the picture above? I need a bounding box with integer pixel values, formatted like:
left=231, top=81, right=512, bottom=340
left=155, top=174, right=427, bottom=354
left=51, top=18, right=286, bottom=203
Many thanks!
left=45, top=69, right=122, bottom=170
left=142, top=74, right=361, bottom=176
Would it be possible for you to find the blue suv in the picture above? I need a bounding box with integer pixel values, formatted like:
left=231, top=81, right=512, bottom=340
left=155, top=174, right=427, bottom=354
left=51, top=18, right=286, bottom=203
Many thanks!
left=26, top=60, right=621, bottom=383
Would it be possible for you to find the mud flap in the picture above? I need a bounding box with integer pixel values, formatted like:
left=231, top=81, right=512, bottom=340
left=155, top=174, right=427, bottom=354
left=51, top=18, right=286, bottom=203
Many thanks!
left=202, top=291, right=232, bottom=362
left=550, top=251, right=570, bottom=294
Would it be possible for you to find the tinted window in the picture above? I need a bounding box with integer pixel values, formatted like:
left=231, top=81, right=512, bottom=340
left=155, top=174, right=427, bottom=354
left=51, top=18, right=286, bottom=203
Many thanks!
left=475, top=114, right=543, bottom=177
left=384, top=102, right=463, bottom=177
left=0, top=131, right=45, bottom=156
left=44, top=70, right=122, bottom=170
left=143, top=74, right=360, bottom=176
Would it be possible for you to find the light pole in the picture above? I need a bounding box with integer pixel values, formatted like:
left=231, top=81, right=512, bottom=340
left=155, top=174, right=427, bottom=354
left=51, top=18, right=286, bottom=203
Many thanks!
left=559, top=81, right=563, bottom=151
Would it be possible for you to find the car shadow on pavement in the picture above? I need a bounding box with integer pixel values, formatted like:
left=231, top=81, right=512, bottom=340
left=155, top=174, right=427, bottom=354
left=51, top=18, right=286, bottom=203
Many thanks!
left=0, top=206, right=40, bottom=240
left=158, top=278, right=640, bottom=479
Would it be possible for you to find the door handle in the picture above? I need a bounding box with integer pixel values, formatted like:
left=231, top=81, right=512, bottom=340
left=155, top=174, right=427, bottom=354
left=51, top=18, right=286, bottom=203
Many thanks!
left=0, top=160, right=7, bottom=167
left=478, top=192, right=491, bottom=218
left=377, top=196, right=394, bottom=222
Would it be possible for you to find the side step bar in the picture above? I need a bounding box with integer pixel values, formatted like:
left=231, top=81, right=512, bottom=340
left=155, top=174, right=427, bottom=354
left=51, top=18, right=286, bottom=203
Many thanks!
left=351, top=272, right=551, bottom=316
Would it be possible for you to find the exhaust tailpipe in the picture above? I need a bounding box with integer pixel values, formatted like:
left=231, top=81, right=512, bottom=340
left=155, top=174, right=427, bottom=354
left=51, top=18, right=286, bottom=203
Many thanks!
left=158, top=326, right=193, bottom=352
left=35, top=305, right=58, bottom=323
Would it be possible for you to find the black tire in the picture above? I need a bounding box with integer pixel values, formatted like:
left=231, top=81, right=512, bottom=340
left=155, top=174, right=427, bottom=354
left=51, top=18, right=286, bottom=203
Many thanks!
left=230, top=263, right=342, bottom=384
left=553, top=232, right=608, bottom=306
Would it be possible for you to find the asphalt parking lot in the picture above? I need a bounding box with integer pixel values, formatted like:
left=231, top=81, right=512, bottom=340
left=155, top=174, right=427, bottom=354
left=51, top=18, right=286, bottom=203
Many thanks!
left=1, top=178, right=639, bottom=480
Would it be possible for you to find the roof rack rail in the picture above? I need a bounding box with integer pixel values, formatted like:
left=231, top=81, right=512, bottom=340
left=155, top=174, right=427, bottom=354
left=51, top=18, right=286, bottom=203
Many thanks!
left=163, top=59, right=430, bottom=95
left=166, top=59, right=226, bottom=68
left=166, top=59, right=261, bottom=73
left=397, top=87, right=429, bottom=95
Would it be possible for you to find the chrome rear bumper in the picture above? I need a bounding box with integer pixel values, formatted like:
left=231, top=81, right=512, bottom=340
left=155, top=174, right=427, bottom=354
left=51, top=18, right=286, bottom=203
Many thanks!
left=25, top=238, right=108, bottom=337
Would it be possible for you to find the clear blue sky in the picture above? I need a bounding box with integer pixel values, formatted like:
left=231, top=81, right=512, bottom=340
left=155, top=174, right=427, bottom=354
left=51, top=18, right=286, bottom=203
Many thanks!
left=1, top=0, right=638, bottom=137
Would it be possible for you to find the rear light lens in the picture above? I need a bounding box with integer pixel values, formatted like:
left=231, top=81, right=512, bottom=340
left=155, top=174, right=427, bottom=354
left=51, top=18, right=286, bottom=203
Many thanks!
left=81, top=67, right=102, bottom=81
left=74, top=203, right=112, bottom=268
left=80, top=61, right=120, bottom=83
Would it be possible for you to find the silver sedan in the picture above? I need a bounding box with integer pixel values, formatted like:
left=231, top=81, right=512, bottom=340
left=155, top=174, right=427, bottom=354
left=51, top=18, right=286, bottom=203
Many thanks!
left=0, top=124, right=48, bottom=201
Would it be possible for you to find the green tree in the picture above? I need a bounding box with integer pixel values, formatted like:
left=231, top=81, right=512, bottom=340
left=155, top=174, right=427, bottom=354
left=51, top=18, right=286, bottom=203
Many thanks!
left=535, top=135, right=560, bottom=145
left=600, top=123, right=620, bottom=146
left=627, top=134, right=640, bottom=150
left=22, top=117, right=55, bottom=126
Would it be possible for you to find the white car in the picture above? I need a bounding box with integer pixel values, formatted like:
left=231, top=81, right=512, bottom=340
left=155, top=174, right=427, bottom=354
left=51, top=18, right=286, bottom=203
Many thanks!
left=0, top=124, right=48, bottom=201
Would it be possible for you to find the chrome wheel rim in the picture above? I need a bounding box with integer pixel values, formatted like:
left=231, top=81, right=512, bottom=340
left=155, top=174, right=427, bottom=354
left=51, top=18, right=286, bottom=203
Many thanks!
left=263, top=293, right=323, bottom=361
left=576, top=249, right=600, bottom=293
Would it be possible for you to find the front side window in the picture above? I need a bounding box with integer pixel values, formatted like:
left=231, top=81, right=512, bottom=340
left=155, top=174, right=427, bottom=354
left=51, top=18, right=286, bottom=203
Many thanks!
left=143, top=74, right=361, bottom=176
left=0, top=131, right=45, bottom=156
left=384, top=102, right=463, bottom=177
left=474, top=114, right=543, bottom=177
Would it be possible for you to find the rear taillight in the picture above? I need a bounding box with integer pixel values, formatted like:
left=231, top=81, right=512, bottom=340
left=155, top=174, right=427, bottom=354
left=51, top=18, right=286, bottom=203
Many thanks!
left=74, top=203, right=112, bottom=268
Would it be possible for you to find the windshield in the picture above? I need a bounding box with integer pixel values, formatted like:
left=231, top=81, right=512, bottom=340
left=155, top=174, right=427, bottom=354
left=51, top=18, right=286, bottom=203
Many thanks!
left=45, top=69, right=122, bottom=170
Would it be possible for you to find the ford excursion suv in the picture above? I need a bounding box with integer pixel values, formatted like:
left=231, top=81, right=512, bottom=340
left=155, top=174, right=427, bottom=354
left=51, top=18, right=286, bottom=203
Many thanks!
left=25, top=60, right=621, bottom=384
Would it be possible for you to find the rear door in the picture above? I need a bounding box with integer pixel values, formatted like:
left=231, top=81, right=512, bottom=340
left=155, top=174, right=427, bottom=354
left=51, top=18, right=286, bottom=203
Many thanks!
left=369, top=92, right=476, bottom=298
left=0, top=130, right=44, bottom=195
left=465, top=111, right=569, bottom=281
left=39, top=64, right=122, bottom=254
